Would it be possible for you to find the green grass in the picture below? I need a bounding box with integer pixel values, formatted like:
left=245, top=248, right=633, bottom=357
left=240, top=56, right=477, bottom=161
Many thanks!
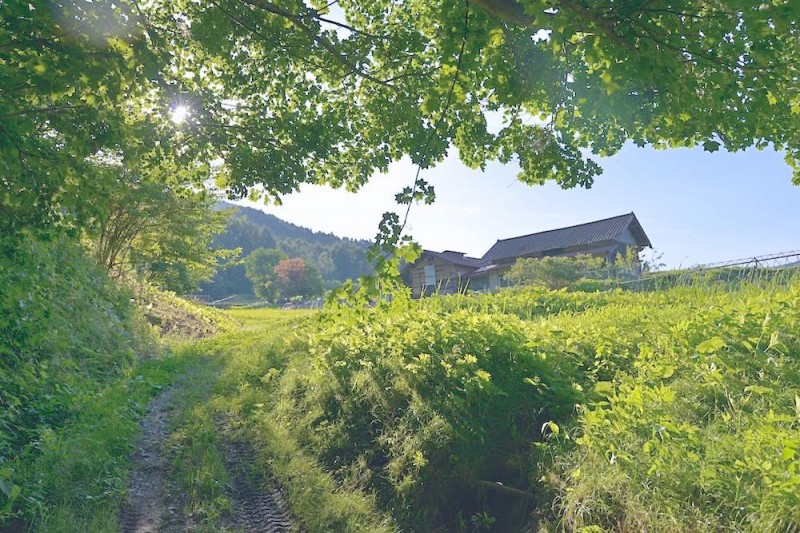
left=129, top=278, right=238, bottom=340
left=186, top=281, right=800, bottom=531
left=13, top=355, right=191, bottom=532
left=224, top=306, right=315, bottom=331
left=164, top=355, right=233, bottom=530
left=1, top=235, right=159, bottom=527
left=6, top=253, right=798, bottom=532
left=176, top=319, right=397, bottom=533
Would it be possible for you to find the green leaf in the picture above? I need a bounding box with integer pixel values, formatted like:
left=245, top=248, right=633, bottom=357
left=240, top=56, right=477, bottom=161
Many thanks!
left=0, top=479, right=11, bottom=498
left=696, top=337, right=726, bottom=354
left=593, top=381, right=614, bottom=396
left=767, top=91, right=778, bottom=105
left=541, top=421, right=560, bottom=436
left=744, top=385, right=774, bottom=395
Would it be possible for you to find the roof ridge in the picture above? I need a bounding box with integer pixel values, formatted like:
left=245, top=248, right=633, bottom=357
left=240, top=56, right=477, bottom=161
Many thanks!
left=493, top=212, right=635, bottom=243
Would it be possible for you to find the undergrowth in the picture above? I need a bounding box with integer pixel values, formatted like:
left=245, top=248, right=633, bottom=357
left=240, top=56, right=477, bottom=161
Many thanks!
left=127, top=278, right=237, bottom=340
left=179, top=312, right=397, bottom=532
left=0, top=235, right=156, bottom=523
left=4, top=234, right=798, bottom=532
left=14, top=357, right=188, bottom=532
left=188, top=279, right=800, bottom=532
left=0, top=234, right=227, bottom=530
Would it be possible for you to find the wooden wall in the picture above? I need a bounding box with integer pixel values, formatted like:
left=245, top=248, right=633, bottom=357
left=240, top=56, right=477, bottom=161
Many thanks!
left=408, top=256, right=475, bottom=297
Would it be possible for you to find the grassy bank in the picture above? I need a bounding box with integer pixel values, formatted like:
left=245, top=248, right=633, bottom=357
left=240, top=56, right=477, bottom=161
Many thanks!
left=189, top=281, right=800, bottom=531
left=0, top=235, right=229, bottom=530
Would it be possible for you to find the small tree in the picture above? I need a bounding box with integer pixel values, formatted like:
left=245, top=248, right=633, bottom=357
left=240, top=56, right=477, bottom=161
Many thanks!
left=244, top=248, right=288, bottom=301
left=86, top=165, right=233, bottom=294
left=505, top=255, right=606, bottom=290
left=273, top=258, right=324, bottom=301
left=609, top=247, right=642, bottom=279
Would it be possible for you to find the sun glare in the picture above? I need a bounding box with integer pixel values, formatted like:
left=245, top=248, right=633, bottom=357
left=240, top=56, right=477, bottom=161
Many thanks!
left=171, top=105, right=189, bottom=124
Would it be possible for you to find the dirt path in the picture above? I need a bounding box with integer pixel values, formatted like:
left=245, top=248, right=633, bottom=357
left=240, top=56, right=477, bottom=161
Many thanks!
left=118, top=382, right=295, bottom=532
left=118, top=388, right=175, bottom=533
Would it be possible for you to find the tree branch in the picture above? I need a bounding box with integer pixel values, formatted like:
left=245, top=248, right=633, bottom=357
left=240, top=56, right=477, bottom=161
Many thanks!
left=469, top=0, right=533, bottom=26
left=238, top=0, right=399, bottom=87
left=558, top=0, right=626, bottom=47
left=0, top=105, right=86, bottom=119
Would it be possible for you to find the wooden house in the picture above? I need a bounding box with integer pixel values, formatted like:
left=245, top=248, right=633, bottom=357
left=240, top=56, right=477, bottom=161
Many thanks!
left=403, top=212, right=652, bottom=297
left=403, top=250, right=483, bottom=297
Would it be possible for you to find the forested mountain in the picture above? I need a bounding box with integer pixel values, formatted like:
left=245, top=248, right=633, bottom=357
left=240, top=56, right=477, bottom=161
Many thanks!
left=199, top=204, right=371, bottom=300
left=230, top=203, right=348, bottom=246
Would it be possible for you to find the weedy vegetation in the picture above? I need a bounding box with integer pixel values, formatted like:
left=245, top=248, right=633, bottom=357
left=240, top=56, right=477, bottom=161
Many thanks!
left=0, top=235, right=225, bottom=531
left=3, top=236, right=799, bottom=531
left=171, top=278, right=800, bottom=532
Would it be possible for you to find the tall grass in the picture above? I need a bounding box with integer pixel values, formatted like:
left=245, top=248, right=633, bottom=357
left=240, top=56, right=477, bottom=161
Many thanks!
left=1, top=235, right=157, bottom=523
left=194, top=278, right=800, bottom=531
left=181, top=314, right=397, bottom=532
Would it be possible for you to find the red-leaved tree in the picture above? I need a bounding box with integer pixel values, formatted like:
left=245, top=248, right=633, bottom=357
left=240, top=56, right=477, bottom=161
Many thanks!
left=274, top=258, right=324, bottom=301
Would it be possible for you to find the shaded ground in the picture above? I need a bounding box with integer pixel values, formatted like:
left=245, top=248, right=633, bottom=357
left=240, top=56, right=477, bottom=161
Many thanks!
left=119, top=388, right=175, bottom=533
left=0, top=517, right=28, bottom=533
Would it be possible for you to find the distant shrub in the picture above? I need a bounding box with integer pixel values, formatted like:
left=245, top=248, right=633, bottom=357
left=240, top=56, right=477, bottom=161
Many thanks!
left=568, top=277, right=617, bottom=292
left=505, top=254, right=607, bottom=289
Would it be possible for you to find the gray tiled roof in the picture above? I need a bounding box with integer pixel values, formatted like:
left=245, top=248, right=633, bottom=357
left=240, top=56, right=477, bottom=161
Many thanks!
left=428, top=250, right=483, bottom=268
left=481, top=213, right=651, bottom=263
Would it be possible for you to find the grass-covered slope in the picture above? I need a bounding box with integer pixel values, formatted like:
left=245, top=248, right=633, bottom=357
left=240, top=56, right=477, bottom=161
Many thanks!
left=0, top=235, right=152, bottom=525
left=194, top=282, right=800, bottom=532
left=0, top=235, right=231, bottom=529
left=0, top=237, right=151, bottom=462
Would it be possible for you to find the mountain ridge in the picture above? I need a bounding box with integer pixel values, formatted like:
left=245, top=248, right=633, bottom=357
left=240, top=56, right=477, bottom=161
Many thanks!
left=200, top=202, right=372, bottom=300
left=218, top=201, right=372, bottom=248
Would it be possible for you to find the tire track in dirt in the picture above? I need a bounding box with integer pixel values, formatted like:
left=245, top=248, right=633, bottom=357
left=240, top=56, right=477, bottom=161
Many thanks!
left=119, top=382, right=295, bottom=532
left=118, top=388, right=175, bottom=533
left=217, top=421, right=295, bottom=533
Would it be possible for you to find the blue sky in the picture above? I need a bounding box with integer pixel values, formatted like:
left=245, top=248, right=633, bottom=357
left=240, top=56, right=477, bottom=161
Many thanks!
left=242, top=144, right=800, bottom=269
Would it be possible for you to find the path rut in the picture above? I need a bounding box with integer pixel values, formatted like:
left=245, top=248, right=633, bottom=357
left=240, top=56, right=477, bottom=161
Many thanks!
left=119, top=388, right=174, bottom=533
left=218, top=430, right=295, bottom=533
left=119, top=384, right=295, bottom=532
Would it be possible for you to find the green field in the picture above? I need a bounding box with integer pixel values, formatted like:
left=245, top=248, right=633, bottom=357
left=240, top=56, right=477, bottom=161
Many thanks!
left=224, top=306, right=316, bottom=331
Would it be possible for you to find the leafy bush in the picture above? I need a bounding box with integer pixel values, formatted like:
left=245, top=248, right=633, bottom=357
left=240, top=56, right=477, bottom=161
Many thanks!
left=214, top=302, right=581, bottom=530
left=505, top=254, right=608, bottom=289
left=204, top=280, right=800, bottom=531
left=546, top=284, right=800, bottom=531
left=567, top=277, right=618, bottom=292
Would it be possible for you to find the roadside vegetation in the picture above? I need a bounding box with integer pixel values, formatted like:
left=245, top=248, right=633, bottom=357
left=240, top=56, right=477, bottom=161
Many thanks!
left=3, top=235, right=799, bottom=532
left=0, top=234, right=227, bottom=531
left=153, top=280, right=800, bottom=532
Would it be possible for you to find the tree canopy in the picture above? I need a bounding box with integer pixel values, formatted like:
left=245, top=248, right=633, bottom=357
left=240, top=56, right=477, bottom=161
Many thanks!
left=3, top=0, right=800, bottom=237
left=244, top=247, right=288, bottom=300
left=85, top=164, right=231, bottom=293
left=273, top=257, right=324, bottom=301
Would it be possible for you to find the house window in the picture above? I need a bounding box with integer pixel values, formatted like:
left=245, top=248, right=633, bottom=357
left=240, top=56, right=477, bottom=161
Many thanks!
left=423, top=265, right=436, bottom=286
